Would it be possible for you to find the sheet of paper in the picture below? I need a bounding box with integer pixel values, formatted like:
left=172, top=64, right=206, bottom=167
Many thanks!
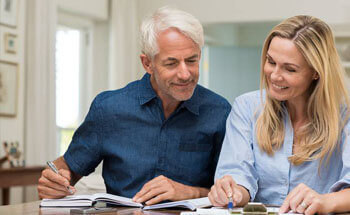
left=196, top=208, right=231, bottom=215
left=180, top=212, right=198, bottom=215
left=182, top=206, right=303, bottom=215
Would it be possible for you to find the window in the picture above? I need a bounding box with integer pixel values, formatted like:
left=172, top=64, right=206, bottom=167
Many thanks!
left=55, top=24, right=89, bottom=155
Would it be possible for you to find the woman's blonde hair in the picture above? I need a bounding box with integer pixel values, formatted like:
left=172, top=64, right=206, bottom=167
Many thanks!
left=256, top=15, right=349, bottom=165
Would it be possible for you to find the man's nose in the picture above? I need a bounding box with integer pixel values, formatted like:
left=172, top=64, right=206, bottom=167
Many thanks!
left=178, top=61, right=191, bottom=80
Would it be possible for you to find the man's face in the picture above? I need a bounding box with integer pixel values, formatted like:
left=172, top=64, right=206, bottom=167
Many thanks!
left=141, top=28, right=201, bottom=103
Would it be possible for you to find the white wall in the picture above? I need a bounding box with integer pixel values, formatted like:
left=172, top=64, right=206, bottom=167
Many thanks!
left=57, top=0, right=108, bottom=21
left=137, top=0, right=350, bottom=25
left=0, top=0, right=26, bottom=204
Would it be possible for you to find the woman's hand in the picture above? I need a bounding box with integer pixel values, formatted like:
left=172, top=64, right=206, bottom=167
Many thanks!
left=280, top=183, right=334, bottom=215
left=208, top=175, right=249, bottom=207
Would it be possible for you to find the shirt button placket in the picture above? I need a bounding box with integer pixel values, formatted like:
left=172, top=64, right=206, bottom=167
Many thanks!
left=158, top=124, right=167, bottom=172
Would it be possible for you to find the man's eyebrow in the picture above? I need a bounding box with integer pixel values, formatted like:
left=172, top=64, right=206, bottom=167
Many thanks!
left=162, top=54, right=199, bottom=63
left=163, top=57, right=177, bottom=62
left=186, top=54, right=199, bottom=60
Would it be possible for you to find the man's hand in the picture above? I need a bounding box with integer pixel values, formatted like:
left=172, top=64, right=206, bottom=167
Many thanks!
left=208, top=175, right=249, bottom=207
left=132, top=175, right=208, bottom=205
left=37, top=168, right=76, bottom=199
left=37, top=157, right=81, bottom=199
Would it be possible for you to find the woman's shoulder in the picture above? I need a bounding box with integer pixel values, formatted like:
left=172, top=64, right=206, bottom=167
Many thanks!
left=231, top=90, right=265, bottom=119
left=234, top=90, right=265, bottom=107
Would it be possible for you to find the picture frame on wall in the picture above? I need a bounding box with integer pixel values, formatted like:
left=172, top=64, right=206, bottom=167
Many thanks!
left=0, top=0, right=18, bottom=27
left=4, top=32, right=16, bottom=54
left=0, top=60, right=18, bottom=117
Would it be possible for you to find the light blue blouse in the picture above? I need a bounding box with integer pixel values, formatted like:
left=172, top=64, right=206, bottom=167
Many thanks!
left=215, top=90, right=350, bottom=206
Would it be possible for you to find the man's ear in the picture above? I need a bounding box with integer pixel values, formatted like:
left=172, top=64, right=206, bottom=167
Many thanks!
left=140, top=54, right=153, bottom=75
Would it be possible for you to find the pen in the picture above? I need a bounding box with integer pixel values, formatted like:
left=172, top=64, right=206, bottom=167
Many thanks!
left=46, top=161, right=73, bottom=194
left=228, top=196, right=234, bottom=213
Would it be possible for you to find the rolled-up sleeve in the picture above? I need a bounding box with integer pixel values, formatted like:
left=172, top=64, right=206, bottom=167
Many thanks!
left=64, top=95, right=104, bottom=176
left=215, top=95, right=259, bottom=200
left=329, top=116, right=350, bottom=192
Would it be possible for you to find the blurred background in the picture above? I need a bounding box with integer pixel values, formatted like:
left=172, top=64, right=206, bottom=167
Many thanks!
left=0, top=0, right=350, bottom=205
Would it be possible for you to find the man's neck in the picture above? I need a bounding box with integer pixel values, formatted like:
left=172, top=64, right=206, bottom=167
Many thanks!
left=161, top=98, right=181, bottom=119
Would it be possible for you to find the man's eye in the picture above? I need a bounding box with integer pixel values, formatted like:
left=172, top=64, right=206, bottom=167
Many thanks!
left=165, top=62, right=176, bottom=66
left=186, top=59, right=197, bottom=63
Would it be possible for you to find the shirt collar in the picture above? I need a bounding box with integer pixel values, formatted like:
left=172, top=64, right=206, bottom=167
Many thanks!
left=181, top=87, right=200, bottom=115
left=138, top=73, right=201, bottom=116
left=138, top=73, right=157, bottom=105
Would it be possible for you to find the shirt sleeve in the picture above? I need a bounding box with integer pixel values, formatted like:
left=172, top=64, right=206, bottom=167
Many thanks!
left=329, top=114, right=350, bottom=192
left=209, top=103, right=232, bottom=186
left=63, top=95, right=104, bottom=176
left=215, top=95, right=259, bottom=200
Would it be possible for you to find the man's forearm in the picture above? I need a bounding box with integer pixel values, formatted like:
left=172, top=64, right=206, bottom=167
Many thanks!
left=53, top=156, right=82, bottom=185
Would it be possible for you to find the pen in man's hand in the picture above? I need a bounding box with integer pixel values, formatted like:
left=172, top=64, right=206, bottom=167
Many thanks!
left=228, top=196, right=234, bottom=212
left=46, top=161, right=73, bottom=194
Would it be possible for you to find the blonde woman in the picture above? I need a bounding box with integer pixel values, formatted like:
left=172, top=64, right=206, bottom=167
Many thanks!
left=209, top=15, right=350, bottom=214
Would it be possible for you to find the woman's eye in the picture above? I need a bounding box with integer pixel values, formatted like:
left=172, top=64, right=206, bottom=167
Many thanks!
left=268, top=60, right=275, bottom=65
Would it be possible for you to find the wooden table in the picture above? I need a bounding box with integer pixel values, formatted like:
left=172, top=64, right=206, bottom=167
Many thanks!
left=1, top=201, right=350, bottom=215
left=0, top=201, right=183, bottom=215
left=0, top=166, right=45, bottom=205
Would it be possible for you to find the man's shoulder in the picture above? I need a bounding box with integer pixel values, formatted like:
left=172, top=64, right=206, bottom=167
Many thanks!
left=94, top=79, right=140, bottom=103
left=196, top=85, right=231, bottom=110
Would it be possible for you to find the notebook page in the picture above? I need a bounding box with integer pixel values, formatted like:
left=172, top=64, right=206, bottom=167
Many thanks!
left=93, top=193, right=143, bottom=207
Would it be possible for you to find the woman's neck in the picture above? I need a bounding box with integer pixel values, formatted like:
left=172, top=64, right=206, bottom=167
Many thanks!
left=286, top=99, right=308, bottom=130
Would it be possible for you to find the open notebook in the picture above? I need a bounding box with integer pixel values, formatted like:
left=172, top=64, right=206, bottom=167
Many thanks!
left=40, top=193, right=211, bottom=210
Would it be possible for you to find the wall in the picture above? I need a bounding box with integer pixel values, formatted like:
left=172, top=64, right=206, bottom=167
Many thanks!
left=137, top=0, right=350, bottom=25
left=202, top=22, right=277, bottom=103
left=0, top=0, right=26, bottom=204
left=57, top=0, right=108, bottom=21
left=207, top=46, right=261, bottom=104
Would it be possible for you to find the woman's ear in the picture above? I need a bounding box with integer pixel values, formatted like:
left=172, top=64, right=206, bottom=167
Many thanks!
left=313, top=72, right=319, bottom=80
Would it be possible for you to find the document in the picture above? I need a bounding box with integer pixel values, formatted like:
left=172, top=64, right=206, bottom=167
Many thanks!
left=143, top=197, right=211, bottom=210
left=181, top=207, right=301, bottom=215
left=40, top=193, right=142, bottom=207
left=40, top=193, right=211, bottom=210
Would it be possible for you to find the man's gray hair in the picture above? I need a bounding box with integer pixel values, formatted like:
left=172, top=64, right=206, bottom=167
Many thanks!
left=140, top=6, right=204, bottom=58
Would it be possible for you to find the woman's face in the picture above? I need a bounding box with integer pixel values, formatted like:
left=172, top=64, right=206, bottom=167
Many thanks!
left=264, top=37, right=318, bottom=105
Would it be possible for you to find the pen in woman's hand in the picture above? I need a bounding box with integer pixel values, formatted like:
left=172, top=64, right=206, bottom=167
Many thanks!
left=228, top=196, right=234, bottom=212
left=46, top=161, right=73, bottom=194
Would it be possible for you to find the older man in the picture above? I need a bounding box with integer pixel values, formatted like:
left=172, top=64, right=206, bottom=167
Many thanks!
left=38, top=7, right=231, bottom=205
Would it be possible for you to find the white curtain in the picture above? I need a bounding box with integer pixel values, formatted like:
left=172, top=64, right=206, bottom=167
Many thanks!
left=25, top=0, right=57, bottom=166
left=108, top=0, right=143, bottom=90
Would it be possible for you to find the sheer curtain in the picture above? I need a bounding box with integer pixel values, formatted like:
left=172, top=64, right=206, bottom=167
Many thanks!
left=108, top=0, right=143, bottom=90
left=25, top=0, right=57, bottom=170
left=24, top=0, right=57, bottom=202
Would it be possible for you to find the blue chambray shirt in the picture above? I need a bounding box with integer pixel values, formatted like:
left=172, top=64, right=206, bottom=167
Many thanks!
left=215, top=90, right=350, bottom=206
left=64, top=73, right=231, bottom=198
